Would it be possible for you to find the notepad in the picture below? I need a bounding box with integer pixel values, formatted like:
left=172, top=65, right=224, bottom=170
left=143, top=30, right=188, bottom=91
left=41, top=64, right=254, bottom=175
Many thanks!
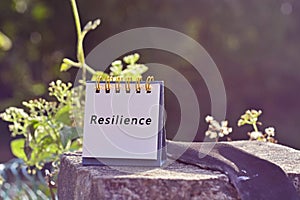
left=82, top=77, right=166, bottom=166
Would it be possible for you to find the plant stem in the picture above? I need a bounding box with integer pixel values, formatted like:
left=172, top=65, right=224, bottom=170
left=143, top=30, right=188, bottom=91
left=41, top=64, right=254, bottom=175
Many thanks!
left=65, top=59, right=96, bottom=74
left=70, top=0, right=81, bottom=45
left=46, top=171, right=56, bottom=200
left=49, top=185, right=56, bottom=200
left=253, top=123, right=258, bottom=132
left=70, top=0, right=86, bottom=83
left=84, top=63, right=96, bottom=74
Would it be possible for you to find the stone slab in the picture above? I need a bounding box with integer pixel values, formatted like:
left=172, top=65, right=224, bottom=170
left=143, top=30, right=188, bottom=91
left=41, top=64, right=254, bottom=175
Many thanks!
left=57, top=141, right=300, bottom=200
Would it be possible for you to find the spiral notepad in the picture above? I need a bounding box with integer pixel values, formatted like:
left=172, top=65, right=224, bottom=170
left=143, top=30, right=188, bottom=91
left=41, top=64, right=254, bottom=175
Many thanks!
left=82, top=76, right=166, bottom=166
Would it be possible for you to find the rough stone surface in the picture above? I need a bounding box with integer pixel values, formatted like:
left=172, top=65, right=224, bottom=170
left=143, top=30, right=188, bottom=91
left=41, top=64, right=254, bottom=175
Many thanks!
left=58, top=141, right=300, bottom=200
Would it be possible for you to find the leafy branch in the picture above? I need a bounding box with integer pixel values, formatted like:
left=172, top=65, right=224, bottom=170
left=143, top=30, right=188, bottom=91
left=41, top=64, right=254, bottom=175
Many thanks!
left=0, top=81, right=81, bottom=170
left=60, top=0, right=100, bottom=83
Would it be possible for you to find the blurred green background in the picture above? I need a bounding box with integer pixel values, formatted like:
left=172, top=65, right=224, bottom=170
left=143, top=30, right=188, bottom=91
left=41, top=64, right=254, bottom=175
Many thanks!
left=1, top=0, right=300, bottom=162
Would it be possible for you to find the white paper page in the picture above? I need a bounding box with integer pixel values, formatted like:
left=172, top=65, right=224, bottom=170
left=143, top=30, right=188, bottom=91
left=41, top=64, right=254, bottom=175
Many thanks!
left=82, top=82, right=161, bottom=160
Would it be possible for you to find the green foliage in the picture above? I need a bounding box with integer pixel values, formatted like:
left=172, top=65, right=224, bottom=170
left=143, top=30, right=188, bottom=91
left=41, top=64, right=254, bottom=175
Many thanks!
left=10, top=139, right=27, bottom=161
left=91, top=71, right=109, bottom=81
left=89, top=53, right=148, bottom=81
left=237, top=109, right=277, bottom=143
left=110, top=53, right=148, bottom=81
left=0, top=81, right=81, bottom=170
left=237, top=109, right=262, bottom=131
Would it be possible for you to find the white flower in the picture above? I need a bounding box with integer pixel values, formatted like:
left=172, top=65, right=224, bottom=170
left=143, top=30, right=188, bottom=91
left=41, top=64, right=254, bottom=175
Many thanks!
left=221, top=120, right=228, bottom=127
left=265, top=127, right=275, bottom=137
left=205, top=115, right=214, bottom=123
left=205, top=117, right=233, bottom=139
left=112, top=60, right=122, bottom=67
left=219, top=121, right=232, bottom=137
left=205, top=130, right=218, bottom=139
left=249, top=131, right=263, bottom=139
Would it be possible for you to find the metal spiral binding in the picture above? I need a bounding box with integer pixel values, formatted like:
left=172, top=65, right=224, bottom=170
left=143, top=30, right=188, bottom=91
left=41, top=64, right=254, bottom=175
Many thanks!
left=105, top=76, right=111, bottom=93
left=95, top=76, right=101, bottom=93
left=95, top=76, right=154, bottom=93
left=136, top=77, right=142, bottom=93
left=145, top=76, right=154, bottom=93
left=115, top=77, right=121, bottom=93
left=125, top=77, right=132, bottom=93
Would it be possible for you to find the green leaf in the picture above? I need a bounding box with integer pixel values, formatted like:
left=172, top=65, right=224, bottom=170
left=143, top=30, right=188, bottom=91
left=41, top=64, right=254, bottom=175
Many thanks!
left=29, top=144, right=58, bottom=168
left=91, top=71, right=109, bottom=81
left=110, top=60, right=123, bottom=76
left=38, top=135, right=54, bottom=151
left=60, top=63, right=71, bottom=72
left=11, top=138, right=28, bottom=161
left=61, top=58, right=78, bottom=72
left=59, top=126, right=80, bottom=148
left=123, top=53, right=140, bottom=65
left=70, top=138, right=82, bottom=151
left=30, top=119, right=40, bottom=129
left=55, top=105, right=71, bottom=125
